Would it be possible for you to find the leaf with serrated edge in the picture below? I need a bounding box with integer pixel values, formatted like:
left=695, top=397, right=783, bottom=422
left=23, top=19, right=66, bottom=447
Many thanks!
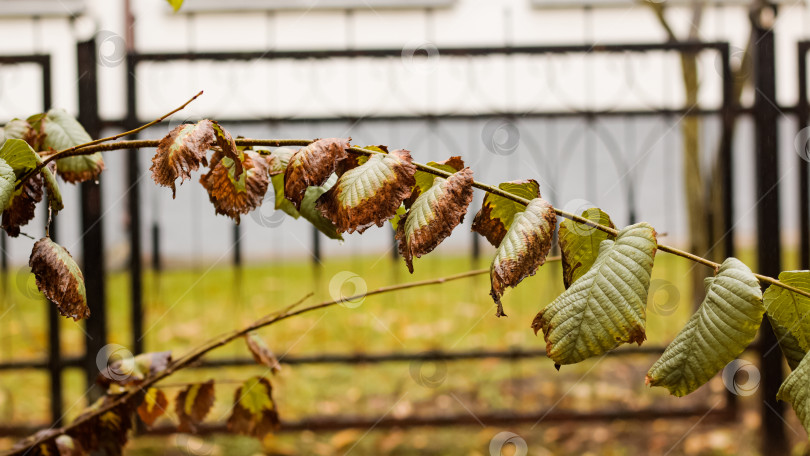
left=227, top=376, right=280, bottom=439
left=39, top=109, right=105, bottom=184
left=532, top=223, right=658, bottom=365
left=199, top=149, right=269, bottom=224
left=151, top=120, right=214, bottom=197
left=490, top=197, right=556, bottom=317
left=317, top=149, right=416, bottom=234
left=397, top=168, right=474, bottom=273
left=245, top=332, right=282, bottom=373
left=176, top=379, right=215, bottom=433
left=472, top=180, right=541, bottom=247
left=137, top=388, right=168, bottom=427
left=559, top=208, right=616, bottom=289
left=763, top=270, right=810, bottom=370
left=29, top=237, right=88, bottom=321
left=645, top=258, right=763, bottom=396
left=778, top=352, right=810, bottom=434
left=284, top=138, right=349, bottom=209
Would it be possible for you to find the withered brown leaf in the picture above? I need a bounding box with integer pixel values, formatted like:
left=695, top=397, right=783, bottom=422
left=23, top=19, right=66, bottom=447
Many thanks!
left=199, top=149, right=269, bottom=224
left=316, top=149, right=416, bottom=234
left=68, top=395, right=133, bottom=456
left=227, top=376, right=280, bottom=439
left=176, top=379, right=215, bottom=433
left=151, top=120, right=214, bottom=197
left=284, top=138, right=350, bottom=209
left=137, top=387, right=168, bottom=427
left=245, top=332, right=282, bottom=374
left=29, top=237, right=88, bottom=321
left=396, top=168, right=474, bottom=273
left=471, top=179, right=541, bottom=247
left=490, top=197, right=556, bottom=317
left=2, top=170, right=43, bottom=237
left=211, top=121, right=243, bottom=179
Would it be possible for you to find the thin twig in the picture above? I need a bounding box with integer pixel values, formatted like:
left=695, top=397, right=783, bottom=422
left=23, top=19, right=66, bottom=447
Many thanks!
left=17, top=137, right=810, bottom=300
left=15, top=91, right=204, bottom=190
left=5, top=267, right=490, bottom=455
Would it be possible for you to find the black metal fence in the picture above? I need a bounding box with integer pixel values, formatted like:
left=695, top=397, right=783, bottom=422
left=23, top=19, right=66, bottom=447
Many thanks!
left=0, top=33, right=806, bottom=453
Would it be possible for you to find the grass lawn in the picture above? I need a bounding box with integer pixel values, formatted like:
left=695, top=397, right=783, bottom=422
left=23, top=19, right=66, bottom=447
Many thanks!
left=0, top=246, right=805, bottom=454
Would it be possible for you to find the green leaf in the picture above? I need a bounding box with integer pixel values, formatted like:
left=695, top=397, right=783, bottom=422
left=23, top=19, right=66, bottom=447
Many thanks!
left=763, top=270, right=810, bottom=369
left=317, top=149, right=416, bottom=234
left=166, top=0, right=183, bottom=11
left=778, top=352, right=810, bottom=434
left=0, top=119, right=30, bottom=143
left=0, top=157, right=15, bottom=214
left=396, top=168, right=474, bottom=273
left=408, top=156, right=465, bottom=204
left=489, top=197, right=557, bottom=317
left=0, top=138, right=62, bottom=213
left=268, top=148, right=302, bottom=218
left=646, top=258, right=764, bottom=396
left=471, top=179, right=541, bottom=247
left=532, top=223, right=658, bottom=365
left=558, top=208, right=616, bottom=289
left=38, top=109, right=104, bottom=183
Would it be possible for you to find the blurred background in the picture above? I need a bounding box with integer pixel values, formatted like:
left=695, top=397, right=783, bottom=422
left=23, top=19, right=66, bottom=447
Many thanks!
left=0, top=0, right=809, bottom=454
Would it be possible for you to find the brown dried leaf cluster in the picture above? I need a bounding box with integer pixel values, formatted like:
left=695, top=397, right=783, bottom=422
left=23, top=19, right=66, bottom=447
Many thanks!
left=29, top=237, right=89, bottom=321
left=284, top=138, right=350, bottom=208
left=199, top=149, right=270, bottom=224
left=69, top=396, right=134, bottom=456
left=151, top=120, right=214, bottom=197
left=396, top=168, right=474, bottom=273
left=317, top=149, right=416, bottom=234
left=490, top=197, right=557, bottom=317
left=227, top=377, right=280, bottom=439
left=176, top=380, right=215, bottom=433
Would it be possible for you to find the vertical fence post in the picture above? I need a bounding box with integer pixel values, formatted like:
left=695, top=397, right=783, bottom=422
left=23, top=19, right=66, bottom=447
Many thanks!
left=798, top=42, right=809, bottom=269
left=125, top=53, right=144, bottom=356
left=752, top=6, right=788, bottom=455
left=38, top=54, right=64, bottom=426
left=77, top=38, right=108, bottom=401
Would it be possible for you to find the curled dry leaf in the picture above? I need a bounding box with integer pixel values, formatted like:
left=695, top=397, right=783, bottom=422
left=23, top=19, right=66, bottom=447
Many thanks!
left=137, top=387, right=168, bottom=427
left=211, top=121, right=243, bottom=179
left=245, top=332, right=282, bottom=374
left=317, top=149, right=416, bottom=234
left=151, top=120, right=214, bottom=197
left=2, top=168, right=43, bottom=237
left=396, top=168, right=474, bottom=273
left=284, top=138, right=350, bottom=209
left=199, top=149, right=269, bottom=224
left=227, top=376, right=280, bottom=439
left=472, top=180, right=541, bottom=247
left=29, top=237, right=88, bottom=321
left=532, top=223, right=657, bottom=365
left=490, top=197, right=556, bottom=317
left=176, top=379, right=215, bottom=433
